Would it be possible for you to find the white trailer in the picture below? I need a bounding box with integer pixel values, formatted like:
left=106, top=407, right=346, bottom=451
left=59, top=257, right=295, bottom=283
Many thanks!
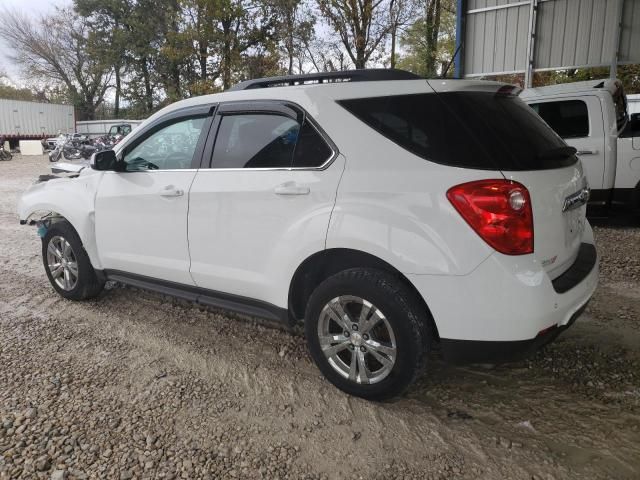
left=0, top=99, right=75, bottom=144
left=75, top=119, right=143, bottom=138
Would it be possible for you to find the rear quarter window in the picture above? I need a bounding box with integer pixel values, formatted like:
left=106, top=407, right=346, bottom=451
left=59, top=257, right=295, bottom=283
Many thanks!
left=338, top=92, right=576, bottom=171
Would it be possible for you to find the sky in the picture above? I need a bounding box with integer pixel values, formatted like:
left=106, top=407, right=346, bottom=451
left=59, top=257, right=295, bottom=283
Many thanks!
left=0, top=0, right=68, bottom=82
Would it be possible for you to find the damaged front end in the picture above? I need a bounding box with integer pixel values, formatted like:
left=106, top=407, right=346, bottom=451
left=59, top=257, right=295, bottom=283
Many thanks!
left=17, top=168, right=103, bottom=270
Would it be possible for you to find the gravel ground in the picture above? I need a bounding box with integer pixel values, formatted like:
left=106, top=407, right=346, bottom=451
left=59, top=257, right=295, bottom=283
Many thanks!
left=1, top=155, right=639, bottom=480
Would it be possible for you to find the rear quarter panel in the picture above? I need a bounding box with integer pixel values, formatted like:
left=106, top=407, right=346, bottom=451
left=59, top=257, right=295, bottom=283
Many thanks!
left=318, top=100, right=497, bottom=276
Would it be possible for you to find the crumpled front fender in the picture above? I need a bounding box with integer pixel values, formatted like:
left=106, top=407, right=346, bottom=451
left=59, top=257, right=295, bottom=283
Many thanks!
left=18, top=172, right=103, bottom=269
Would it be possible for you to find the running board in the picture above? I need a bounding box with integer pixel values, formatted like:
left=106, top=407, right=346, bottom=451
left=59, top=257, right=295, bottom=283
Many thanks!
left=103, top=270, right=289, bottom=325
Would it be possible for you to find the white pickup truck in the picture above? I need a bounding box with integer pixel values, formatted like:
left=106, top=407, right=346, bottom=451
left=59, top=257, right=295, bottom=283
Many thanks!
left=522, top=79, right=640, bottom=214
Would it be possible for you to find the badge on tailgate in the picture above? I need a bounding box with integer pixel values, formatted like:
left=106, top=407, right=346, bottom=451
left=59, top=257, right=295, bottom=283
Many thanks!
left=562, top=186, right=590, bottom=212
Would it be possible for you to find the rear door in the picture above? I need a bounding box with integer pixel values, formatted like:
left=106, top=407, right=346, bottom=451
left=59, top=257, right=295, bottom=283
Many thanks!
left=187, top=101, right=343, bottom=305
left=529, top=97, right=606, bottom=191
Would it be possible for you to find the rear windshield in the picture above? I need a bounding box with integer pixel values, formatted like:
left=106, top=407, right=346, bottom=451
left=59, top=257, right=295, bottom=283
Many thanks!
left=338, top=92, right=577, bottom=171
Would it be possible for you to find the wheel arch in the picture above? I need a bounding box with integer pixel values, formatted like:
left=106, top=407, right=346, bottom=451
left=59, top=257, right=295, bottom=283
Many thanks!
left=288, top=248, right=439, bottom=339
left=21, top=204, right=101, bottom=270
left=18, top=176, right=102, bottom=269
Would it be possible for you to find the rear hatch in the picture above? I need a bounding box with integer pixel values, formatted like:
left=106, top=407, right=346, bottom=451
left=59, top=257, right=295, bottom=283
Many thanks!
left=338, top=80, right=589, bottom=279
left=426, top=81, right=588, bottom=278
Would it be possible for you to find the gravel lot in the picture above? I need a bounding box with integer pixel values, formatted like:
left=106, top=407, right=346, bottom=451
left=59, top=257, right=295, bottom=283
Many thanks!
left=1, top=155, right=639, bottom=479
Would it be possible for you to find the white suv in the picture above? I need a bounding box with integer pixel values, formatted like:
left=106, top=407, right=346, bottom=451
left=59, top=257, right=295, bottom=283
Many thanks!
left=18, top=70, right=599, bottom=400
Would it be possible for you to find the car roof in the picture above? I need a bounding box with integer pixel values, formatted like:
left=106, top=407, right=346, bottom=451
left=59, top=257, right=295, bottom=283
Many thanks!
left=145, top=78, right=509, bottom=125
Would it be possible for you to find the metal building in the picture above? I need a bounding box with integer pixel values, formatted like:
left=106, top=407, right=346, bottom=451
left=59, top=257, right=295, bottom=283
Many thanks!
left=455, top=0, right=640, bottom=86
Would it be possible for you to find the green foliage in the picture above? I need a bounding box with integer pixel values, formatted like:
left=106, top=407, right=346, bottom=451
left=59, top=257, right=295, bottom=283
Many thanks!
left=0, top=83, right=38, bottom=102
left=396, top=0, right=455, bottom=77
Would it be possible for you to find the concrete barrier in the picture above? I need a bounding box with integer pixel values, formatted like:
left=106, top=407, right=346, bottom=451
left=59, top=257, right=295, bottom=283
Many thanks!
left=19, top=140, right=44, bottom=156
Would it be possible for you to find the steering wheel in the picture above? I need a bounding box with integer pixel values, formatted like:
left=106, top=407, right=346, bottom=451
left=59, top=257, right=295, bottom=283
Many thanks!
left=126, top=157, right=159, bottom=171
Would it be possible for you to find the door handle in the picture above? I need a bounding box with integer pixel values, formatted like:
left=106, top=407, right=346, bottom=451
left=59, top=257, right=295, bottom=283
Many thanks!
left=159, top=185, right=184, bottom=197
left=274, top=182, right=310, bottom=196
left=576, top=150, right=598, bottom=156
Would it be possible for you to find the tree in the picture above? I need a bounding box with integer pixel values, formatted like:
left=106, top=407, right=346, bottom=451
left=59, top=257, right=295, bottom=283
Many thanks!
left=214, top=0, right=277, bottom=89
left=387, top=0, right=417, bottom=68
left=396, top=0, right=454, bottom=76
left=74, top=0, right=132, bottom=117
left=0, top=8, right=112, bottom=119
left=0, top=76, right=38, bottom=101
left=272, top=0, right=316, bottom=74
left=317, top=0, right=391, bottom=69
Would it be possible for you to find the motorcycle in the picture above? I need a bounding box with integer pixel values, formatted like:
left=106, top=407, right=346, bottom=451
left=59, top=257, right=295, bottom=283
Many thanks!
left=49, top=135, right=97, bottom=162
left=0, top=142, right=11, bottom=161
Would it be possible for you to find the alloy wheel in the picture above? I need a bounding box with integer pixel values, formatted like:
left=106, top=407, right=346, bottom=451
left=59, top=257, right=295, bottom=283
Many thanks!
left=46, top=235, right=79, bottom=291
left=317, top=295, right=397, bottom=384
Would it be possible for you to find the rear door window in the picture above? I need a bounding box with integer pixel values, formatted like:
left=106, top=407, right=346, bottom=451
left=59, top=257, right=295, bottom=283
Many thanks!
left=529, top=100, right=589, bottom=138
left=212, top=114, right=298, bottom=168
left=339, top=92, right=575, bottom=171
left=211, top=109, right=333, bottom=169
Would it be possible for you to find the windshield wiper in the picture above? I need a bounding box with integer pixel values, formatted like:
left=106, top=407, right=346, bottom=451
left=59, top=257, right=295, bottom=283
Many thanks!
left=537, top=146, right=577, bottom=160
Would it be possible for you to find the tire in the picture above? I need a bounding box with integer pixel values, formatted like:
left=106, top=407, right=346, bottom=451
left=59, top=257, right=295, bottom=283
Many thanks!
left=305, top=268, right=430, bottom=400
left=42, top=220, right=104, bottom=300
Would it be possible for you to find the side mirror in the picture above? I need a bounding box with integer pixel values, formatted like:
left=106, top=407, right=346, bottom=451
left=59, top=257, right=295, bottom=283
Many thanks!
left=90, top=150, right=118, bottom=171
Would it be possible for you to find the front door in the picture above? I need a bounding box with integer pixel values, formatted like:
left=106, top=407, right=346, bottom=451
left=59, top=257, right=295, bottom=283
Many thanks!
left=188, top=101, right=343, bottom=307
left=95, top=109, right=212, bottom=284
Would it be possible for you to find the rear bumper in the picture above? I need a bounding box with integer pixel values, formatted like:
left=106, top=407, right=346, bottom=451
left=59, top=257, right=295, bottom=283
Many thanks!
left=439, top=300, right=589, bottom=364
left=406, top=227, right=598, bottom=363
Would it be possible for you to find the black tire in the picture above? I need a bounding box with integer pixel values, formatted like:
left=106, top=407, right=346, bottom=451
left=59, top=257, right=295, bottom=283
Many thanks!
left=305, top=268, right=430, bottom=400
left=42, top=220, right=104, bottom=300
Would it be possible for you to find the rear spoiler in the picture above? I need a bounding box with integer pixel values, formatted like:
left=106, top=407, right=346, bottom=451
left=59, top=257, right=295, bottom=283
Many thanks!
left=427, top=79, right=522, bottom=96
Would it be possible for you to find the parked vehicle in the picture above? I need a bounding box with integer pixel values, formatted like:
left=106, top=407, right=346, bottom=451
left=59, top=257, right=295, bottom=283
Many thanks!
left=75, top=120, right=142, bottom=139
left=522, top=79, right=640, bottom=214
left=45, top=133, right=86, bottom=150
left=0, top=99, right=74, bottom=148
left=628, top=93, right=640, bottom=115
left=48, top=134, right=98, bottom=163
left=0, top=136, right=12, bottom=161
left=18, top=70, right=598, bottom=399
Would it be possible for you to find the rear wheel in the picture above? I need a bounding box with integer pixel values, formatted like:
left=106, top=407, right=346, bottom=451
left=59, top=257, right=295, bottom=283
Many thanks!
left=42, top=221, right=104, bottom=300
left=305, top=268, right=429, bottom=400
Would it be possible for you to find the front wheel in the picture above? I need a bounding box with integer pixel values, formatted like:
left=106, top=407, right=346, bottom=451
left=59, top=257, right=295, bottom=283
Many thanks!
left=42, top=220, right=104, bottom=300
left=305, top=268, right=430, bottom=400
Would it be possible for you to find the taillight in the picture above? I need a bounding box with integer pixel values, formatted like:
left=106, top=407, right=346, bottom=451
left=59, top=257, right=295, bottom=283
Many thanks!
left=447, top=179, right=534, bottom=255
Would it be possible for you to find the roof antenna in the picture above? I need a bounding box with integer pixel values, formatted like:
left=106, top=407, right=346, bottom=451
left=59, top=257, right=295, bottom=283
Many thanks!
left=441, top=42, right=462, bottom=79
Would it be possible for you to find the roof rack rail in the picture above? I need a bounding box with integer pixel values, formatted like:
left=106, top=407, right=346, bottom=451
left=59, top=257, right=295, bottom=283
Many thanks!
left=228, top=69, right=422, bottom=91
